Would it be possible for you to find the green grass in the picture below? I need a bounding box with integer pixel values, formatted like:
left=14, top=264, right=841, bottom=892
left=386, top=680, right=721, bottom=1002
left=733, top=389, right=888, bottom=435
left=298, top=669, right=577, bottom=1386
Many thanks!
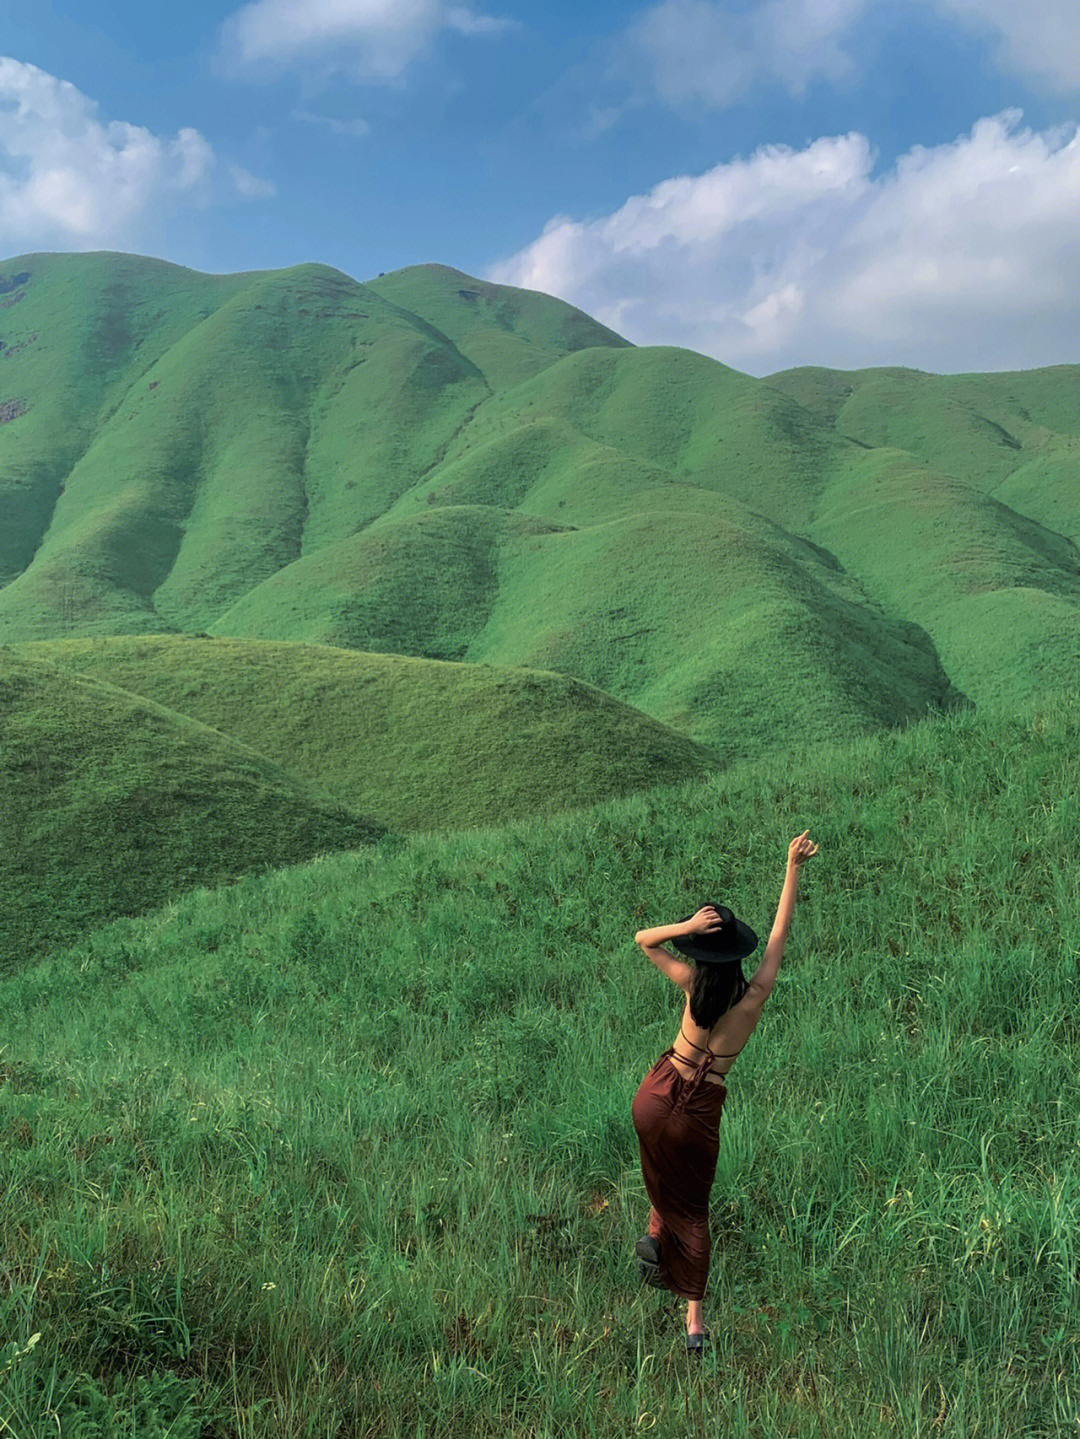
left=0, top=693, right=1077, bottom=1435
left=210, top=499, right=965, bottom=756
left=3, top=250, right=1080, bottom=1438
left=811, top=448, right=1080, bottom=710
left=3, top=253, right=1079, bottom=735
left=367, top=263, right=632, bottom=392
left=767, top=363, right=1080, bottom=545
left=15, top=634, right=721, bottom=833
left=0, top=647, right=384, bottom=969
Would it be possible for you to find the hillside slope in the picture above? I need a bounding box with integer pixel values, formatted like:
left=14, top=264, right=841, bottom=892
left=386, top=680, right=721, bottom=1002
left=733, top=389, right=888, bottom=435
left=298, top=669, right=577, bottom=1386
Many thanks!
left=768, top=364, right=1080, bottom=546
left=0, top=694, right=1075, bottom=1432
left=2, top=253, right=1078, bottom=733
left=0, top=649, right=384, bottom=969
left=0, top=253, right=625, bottom=639
left=15, top=634, right=722, bottom=829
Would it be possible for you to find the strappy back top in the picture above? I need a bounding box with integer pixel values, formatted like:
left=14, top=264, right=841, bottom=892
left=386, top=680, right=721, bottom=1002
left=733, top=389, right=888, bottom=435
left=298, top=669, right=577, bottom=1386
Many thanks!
left=678, top=1024, right=745, bottom=1065
left=664, top=1021, right=747, bottom=1088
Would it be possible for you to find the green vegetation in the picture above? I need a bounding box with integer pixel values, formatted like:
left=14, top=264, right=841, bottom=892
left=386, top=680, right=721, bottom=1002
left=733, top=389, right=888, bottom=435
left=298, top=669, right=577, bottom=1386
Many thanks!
left=767, top=363, right=1080, bottom=544
left=2, top=250, right=1079, bottom=1433
left=0, top=648, right=383, bottom=968
left=1, top=694, right=1077, bottom=1435
left=16, top=634, right=720, bottom=834
left=2, top=253, right=1077, bottom=738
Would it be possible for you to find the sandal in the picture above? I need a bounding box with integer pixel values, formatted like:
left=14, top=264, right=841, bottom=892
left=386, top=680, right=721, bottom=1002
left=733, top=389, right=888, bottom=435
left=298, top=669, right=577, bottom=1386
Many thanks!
left=634, top=1236, right=665, bottom=1288
left=685, top=1326, right=711, bottom=1353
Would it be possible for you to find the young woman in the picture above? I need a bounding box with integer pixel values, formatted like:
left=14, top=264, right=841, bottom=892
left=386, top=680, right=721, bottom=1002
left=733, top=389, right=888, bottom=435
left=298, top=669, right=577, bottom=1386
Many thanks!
left=630, top=830, right=819, bottom=1351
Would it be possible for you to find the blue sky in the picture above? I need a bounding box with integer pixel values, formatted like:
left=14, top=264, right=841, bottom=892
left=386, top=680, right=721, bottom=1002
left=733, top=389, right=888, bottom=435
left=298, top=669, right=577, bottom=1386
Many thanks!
left=2, top=0, right=1079, bottom=371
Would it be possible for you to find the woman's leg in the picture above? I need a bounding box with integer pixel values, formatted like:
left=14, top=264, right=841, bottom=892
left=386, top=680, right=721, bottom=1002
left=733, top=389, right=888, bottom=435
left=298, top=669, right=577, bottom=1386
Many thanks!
left=686, top=1298, right=705, bottom=1334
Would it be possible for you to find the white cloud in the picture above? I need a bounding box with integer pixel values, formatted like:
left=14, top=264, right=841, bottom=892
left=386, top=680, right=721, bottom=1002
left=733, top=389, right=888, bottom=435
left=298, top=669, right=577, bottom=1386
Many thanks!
left=0, top=57, right=271, bottom=252
left=937, top=0, right=1080, bottom=93
left=623, top=0, right=1080, bottom=106
left=625, top=0, right=866, bottom=107
left=488, top=113, right=1080, bottom=373
left=221, top=0, right=513, bottom=81
left=294, top=108, right=371, bottom=139
left=228, top=163, right=278, bottom=197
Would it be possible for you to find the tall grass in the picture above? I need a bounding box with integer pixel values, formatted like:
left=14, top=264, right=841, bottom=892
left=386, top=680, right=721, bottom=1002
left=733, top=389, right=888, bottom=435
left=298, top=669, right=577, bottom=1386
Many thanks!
left=1, top=693, right=1078, bottom=1435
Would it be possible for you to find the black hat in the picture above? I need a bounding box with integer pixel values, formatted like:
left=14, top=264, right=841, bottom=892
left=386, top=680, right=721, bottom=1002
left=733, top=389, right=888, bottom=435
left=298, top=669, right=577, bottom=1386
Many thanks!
left=671, top=904, right=759, bottom=964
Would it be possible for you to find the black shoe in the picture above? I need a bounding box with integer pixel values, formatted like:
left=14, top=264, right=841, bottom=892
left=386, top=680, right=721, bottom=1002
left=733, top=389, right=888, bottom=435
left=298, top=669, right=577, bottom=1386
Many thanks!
left=686, top=1327, right=711, bottom=1353
left=634, top=1236, right=664, bottom=1288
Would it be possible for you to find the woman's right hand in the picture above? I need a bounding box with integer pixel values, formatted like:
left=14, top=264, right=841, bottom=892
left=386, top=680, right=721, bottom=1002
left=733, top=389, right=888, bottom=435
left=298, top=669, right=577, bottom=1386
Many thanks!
left=685, top=905, right=724, bottom=935
left=788, top=830, right=819, bottom=867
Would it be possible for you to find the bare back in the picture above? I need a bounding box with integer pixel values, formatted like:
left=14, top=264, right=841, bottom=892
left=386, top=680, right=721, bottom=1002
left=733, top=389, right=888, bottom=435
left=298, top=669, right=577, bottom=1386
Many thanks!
left=669, top=984, right=768, bottom=1085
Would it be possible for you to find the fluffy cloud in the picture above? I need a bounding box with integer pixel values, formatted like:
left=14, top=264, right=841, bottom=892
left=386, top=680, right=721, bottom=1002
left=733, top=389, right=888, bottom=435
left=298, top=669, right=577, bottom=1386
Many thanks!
left=221, top=0, right=512, bottom=81
left=489, top=113, right=1080, bottom=373
left=624, top=0, right=1080, bottom=106
left=0, top=58, right=270, bottom=252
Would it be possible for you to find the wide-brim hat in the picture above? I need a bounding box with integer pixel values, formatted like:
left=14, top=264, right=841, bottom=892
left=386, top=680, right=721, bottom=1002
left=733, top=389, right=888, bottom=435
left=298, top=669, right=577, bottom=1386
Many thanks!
left=671, top=904, right=759, bottom=964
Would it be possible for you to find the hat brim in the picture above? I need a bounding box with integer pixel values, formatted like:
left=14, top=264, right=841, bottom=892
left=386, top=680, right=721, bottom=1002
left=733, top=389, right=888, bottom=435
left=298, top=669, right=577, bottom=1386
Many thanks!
left=671, top=918, right=759, bottom=964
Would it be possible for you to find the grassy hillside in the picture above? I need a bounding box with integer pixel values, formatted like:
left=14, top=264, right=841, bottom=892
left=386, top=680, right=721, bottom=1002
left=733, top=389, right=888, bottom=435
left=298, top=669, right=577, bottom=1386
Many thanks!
left=0, top=694, right=1076, bottom=1435
left=211, top=500, right=965, bottom=757
left=16, top=634, right=722, bottom=830
left=367, top=263, right=632, bottom=391
left=0, top=648, right=384, bottom=969
left=2, top=252, right=1078, bottom=738
left=767, top=364, right=1080, bottom=545
left=0, top=253, right=626, bottom=641
left=810, top=448, right=1080, bottom=711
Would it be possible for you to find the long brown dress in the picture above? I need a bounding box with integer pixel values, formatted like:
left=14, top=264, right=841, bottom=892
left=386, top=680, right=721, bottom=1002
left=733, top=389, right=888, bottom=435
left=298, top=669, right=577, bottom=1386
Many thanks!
left=631, top=1031, right=732, bottom=1301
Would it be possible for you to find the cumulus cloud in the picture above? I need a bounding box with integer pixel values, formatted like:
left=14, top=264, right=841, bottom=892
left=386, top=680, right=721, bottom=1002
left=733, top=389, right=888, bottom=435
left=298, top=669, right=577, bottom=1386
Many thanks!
left=488, top=113, right=1080, bottom=373
left=0, top=57, right=271, bottom=252
left=221, top=0, right=513, bottom=81
left=623, top=0, right=1080, bottom=107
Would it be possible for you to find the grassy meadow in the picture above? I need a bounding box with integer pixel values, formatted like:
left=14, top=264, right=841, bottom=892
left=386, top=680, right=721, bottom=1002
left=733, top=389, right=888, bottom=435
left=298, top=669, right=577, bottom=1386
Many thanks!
left=0, top=648, right=386, bottom=970
left=1, top=694, right=1078, bottom=1437
left=2, top=250, right=1079, bottom=1435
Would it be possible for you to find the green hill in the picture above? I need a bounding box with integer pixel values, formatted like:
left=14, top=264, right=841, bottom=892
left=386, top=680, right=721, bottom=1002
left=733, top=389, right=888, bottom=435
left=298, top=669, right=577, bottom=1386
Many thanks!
left=367, top=262, right=632, bottom=391
left=2, top=251, right=1078, bottom=739
left=0, top=648, right=385, bottom=970
left=210, top=500, right=964, bottom=757
left=15, top=634, right=721, bottom=831
left=0, top=692, right=1076, bottom=1433
left=767, top=363, right=1080, bottom=546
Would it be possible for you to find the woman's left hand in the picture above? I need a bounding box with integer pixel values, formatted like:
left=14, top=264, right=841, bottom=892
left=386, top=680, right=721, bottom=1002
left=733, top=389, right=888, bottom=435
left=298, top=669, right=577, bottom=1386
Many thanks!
left=685, top=905, right=723, bottom=935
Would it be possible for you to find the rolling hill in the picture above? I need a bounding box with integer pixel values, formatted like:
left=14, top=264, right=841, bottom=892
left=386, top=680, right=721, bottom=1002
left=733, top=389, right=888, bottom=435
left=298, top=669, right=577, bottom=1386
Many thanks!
left=1, top=249, right=1078, bottom=834
left=0, top=647, right=385, bottom=969
left=0, top=690, right=1076, bottom=1432
left=15, top=634, right=722, bottom=833
left=1, top=249, right=1078, bottom=1433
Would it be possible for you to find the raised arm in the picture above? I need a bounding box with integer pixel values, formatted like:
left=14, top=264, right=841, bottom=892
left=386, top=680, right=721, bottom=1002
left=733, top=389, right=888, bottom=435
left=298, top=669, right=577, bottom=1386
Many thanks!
left=747, top=830, right=818, bottom=998
left=635, top=908, right=722, bottom=988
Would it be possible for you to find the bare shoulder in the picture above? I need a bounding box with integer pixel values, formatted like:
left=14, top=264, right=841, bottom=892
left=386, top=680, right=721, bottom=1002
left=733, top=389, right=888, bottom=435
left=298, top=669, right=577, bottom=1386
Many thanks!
left=690, top=983, right=770, bottom=1056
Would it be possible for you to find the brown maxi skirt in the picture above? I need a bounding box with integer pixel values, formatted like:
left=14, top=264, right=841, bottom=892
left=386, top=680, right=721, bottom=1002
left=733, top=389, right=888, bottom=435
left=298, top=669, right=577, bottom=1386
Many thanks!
left=631, top=1047, right=727, bottom=1301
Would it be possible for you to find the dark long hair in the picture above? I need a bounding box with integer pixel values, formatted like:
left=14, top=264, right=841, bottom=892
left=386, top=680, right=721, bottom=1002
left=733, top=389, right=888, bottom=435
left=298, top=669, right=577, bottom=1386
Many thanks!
left=687, top=961, right=749, bottom=1031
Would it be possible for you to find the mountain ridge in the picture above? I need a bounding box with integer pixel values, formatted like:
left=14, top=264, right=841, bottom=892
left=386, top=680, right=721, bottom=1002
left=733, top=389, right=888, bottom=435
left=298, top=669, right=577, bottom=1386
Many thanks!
left=2, top=250, right=1077, bottom=752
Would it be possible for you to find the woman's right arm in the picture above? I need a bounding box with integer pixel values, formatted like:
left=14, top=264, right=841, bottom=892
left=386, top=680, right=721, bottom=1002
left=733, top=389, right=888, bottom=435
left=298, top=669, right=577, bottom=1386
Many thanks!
left=748, top=831, right=818, bottom=998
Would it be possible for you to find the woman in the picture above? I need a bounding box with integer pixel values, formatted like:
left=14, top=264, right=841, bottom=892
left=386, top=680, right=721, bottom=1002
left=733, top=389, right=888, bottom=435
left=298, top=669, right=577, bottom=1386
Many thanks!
left=630, top=830, right=819, bottom=1352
